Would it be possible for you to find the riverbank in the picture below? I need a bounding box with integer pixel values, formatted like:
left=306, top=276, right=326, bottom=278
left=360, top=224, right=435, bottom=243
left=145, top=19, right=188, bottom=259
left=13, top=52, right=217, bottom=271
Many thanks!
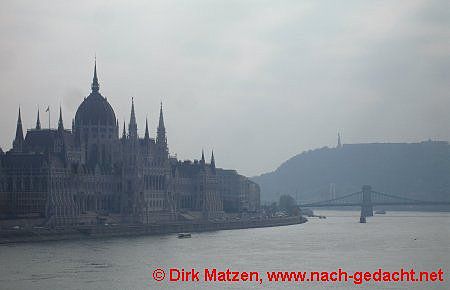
left=1, top=211, right=448, bottom=290
left=0, top=216, right=307, bottom=244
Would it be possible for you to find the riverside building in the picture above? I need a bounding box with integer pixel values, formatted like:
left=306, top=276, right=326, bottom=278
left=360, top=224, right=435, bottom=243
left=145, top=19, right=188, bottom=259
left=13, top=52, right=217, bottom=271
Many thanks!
left=0, top=62, right=260, bottom=226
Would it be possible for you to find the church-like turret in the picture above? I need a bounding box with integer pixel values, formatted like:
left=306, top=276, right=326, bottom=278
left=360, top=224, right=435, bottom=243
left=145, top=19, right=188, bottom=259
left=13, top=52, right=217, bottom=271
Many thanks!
left=200, top=149, right=206, bottom=166
left=54, top=106, right=66, bottom=154
left=58, top=106, right=64, bottom=132
left=157, top=102, right=167, bottom=146
left=144, top=118, right=150, bottom=141
left=128, top=98, right=138, bottom=139
left=12, top=107, right=24, bottom=152
left=211, top=150, right=216, bottom=171
left=122, top=121, right=127, bottom=140
left=36, top=109, right=41, bottom=130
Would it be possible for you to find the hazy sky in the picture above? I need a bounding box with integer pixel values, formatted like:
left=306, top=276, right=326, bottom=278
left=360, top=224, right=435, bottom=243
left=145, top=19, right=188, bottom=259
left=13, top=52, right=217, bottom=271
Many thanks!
left=0, top=1, right=449, bottom=176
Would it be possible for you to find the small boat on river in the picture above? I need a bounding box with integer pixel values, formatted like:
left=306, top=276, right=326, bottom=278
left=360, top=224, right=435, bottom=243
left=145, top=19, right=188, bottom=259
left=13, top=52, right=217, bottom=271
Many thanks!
left=177, top=233, right=191, bottom=238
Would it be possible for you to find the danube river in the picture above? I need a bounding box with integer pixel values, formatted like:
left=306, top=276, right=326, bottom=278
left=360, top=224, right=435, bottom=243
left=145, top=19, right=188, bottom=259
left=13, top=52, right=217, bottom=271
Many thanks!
left=0, top=211, right=449, bottom=289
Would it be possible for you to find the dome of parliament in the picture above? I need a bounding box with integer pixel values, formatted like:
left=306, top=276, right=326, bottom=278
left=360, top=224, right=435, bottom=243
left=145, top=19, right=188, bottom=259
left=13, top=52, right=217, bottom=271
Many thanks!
left=74, top=62, right=116, bottom=126
left=75, top=92, right=116, bottom=126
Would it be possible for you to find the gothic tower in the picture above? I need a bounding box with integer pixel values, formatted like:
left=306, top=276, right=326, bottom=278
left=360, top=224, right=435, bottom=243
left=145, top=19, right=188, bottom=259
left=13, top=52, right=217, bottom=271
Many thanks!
left=128, top=97, right=138, bottom=140
left=12, top=107, right=24, bottom=152
left=35, top=109, right=41, bottom=130
left=156, top=102, right=168, bottom=163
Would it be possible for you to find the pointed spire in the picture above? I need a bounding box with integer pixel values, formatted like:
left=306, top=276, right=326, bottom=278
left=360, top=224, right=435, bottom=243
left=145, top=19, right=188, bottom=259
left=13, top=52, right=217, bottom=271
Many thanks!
left=144, top=117, right=150, bottom=140
left=91, top=57, right=99, bottom=92
left=211, top=150, right=215, bottom=168
left=36, top=108, right=41, bottom=130
left=158, top=102, right=165, bottom=130
left=13, top=107, right=24, bottom=151
left=128, top=97, right=138, bottom=138
left=131, top=98, right=136, bottom=122
left=16, top=107, right=23, bottom=139
left=122, top=120, right=126, bottom=139
left=157, top=102, right=166, bottom=145
left=200, top=149, right=205, bottom=165
left=58, top=106, right=64, bottom=131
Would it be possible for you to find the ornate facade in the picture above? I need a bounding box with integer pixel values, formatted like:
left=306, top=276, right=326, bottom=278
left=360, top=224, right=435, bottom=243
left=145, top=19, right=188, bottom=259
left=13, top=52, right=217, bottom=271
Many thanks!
left=0, top=63, right=260, bottom=226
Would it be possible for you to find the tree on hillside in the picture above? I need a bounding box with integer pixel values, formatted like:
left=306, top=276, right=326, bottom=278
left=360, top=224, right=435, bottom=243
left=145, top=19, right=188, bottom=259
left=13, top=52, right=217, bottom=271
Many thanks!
left=278, top=194, right=297, bottom=215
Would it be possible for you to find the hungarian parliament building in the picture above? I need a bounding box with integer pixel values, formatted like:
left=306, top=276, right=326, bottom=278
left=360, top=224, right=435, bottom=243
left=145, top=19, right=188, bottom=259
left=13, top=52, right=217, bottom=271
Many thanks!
left=0, top=63, right=260, bottom=226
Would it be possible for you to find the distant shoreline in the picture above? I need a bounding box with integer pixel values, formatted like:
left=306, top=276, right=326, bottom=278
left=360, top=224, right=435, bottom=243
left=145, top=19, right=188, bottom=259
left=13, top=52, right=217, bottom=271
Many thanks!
left=301, top=208, right=450, bottom=212
left=0, top=216, right=307, bottom=245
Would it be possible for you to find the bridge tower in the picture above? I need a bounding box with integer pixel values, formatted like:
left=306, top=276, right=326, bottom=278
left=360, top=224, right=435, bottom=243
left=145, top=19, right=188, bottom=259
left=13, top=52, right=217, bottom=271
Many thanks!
left=361, top=185, right=374, bottom=218
left=329, top=183, right=336, bottom=200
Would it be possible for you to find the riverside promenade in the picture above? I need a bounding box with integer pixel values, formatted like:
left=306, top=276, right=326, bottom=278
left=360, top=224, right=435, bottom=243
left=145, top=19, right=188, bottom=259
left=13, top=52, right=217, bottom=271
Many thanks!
left=0, top=216, right=307, bottom=244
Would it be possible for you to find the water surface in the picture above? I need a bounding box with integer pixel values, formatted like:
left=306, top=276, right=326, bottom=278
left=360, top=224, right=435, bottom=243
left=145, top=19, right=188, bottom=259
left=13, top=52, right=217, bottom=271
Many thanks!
left=0, top=211, right=448, bottom=289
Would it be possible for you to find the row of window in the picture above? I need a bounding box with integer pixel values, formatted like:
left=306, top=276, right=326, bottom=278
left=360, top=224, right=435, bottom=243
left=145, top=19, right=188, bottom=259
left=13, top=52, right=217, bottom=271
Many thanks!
left=79, top=126, right=116, bottom=133
left=144, top=175, right=166, bottom=190
left=0, top=177, right=47, bottom=192
left=146, top=199, right=165, bottom=208
left=146, top=193, right=164, bottom=199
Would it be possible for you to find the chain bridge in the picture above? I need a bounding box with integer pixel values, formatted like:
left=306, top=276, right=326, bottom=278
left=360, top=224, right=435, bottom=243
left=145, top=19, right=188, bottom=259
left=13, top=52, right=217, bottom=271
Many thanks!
left=299, top=185, right=450, bottom=222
